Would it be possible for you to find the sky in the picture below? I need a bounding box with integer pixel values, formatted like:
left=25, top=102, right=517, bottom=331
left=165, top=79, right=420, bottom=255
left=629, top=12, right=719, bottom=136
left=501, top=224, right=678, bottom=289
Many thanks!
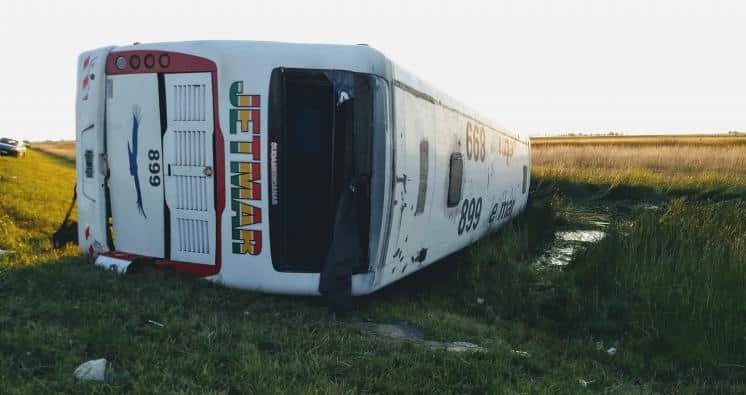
left=1, top=0, right=745, bottom=141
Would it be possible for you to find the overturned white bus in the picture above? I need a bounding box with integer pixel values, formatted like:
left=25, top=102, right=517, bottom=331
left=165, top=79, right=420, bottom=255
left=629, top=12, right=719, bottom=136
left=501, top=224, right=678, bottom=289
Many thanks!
left=74, top=41, right=530, bottom=308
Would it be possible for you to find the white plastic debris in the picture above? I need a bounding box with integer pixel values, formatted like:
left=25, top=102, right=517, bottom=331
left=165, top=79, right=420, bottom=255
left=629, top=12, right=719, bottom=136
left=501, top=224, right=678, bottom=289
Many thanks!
left=511, top=349, right=530, bottom=357
left=607, top=347, right=617, bottom=356
left=74, top=358, right=107, bottom=381
left=94, top=254, right=132, bottom=274
left=446, top=341, right=485, bottom=353
left=578, top=379, right=593, bottom=388
left=147, top=320, right=164, bottom=327
left=476, top=297, right=485, bottom=305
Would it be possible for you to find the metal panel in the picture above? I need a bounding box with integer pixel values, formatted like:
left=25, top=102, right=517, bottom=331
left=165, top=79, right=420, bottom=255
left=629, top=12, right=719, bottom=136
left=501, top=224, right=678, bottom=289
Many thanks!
left=163, top=73, right=216, bottom=265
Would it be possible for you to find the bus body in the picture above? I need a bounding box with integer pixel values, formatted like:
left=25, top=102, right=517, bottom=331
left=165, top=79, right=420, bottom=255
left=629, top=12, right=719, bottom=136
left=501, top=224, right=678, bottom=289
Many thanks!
left=75, top=41, right=530, bottom=296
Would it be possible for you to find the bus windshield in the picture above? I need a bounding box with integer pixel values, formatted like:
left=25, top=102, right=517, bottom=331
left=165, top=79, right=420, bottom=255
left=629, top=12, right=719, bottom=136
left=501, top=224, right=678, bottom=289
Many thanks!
left=268, top=69, right=388, bottom=273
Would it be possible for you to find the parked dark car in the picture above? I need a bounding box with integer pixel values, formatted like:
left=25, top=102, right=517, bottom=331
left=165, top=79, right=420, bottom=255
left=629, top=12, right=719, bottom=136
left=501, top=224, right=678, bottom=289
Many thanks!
left=0, top=137, right=26, bottom=158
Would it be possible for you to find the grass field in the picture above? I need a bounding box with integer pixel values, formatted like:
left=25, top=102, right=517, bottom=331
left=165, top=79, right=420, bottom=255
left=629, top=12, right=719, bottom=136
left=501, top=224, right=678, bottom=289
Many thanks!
left=0, top=138, right=744, bottom=393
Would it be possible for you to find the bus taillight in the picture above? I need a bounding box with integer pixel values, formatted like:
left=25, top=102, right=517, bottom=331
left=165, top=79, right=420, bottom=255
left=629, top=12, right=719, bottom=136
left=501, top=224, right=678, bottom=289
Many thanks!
left=159, top=54, right=170, bottom=68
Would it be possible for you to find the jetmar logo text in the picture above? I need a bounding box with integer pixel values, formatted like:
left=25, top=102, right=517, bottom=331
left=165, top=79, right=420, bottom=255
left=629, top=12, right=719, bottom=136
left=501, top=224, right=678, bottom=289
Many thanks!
left=228, top=82, right=262, bottom=255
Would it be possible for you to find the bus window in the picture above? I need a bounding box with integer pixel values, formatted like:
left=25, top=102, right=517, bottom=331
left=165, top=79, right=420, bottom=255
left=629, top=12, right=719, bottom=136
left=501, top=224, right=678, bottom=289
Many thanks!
left=415, top=140, right=428, bottom=215
left=447, top=153, right=463, bottom=207
left=522, top=165, right=528, bottom=194
left=284, top=72, right=335, bottom=272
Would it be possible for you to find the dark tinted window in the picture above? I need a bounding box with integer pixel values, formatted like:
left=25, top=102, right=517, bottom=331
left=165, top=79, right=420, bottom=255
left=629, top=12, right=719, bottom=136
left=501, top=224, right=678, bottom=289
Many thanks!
left=268, top=69, right=382, bottom=273
left=281, top=71, right=335, bottom=272
left=415, top=140, right=428, bottom=215
left=522, top=165, right=528, bottom=194
left=447, top=153, right=463, bottom=207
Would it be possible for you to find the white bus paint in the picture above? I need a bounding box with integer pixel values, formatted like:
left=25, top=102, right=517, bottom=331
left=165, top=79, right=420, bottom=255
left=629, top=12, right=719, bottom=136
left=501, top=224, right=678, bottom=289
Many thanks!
left=75, top=41, right=530, bottom=296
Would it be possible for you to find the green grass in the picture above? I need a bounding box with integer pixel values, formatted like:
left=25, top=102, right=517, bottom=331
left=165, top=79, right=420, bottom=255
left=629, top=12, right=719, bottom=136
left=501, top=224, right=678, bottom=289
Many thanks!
left=0, top=150, right=78, bottom=268
left=564, top=199, right=746, bottom=378
left=1, top=148, right=744, bottom=393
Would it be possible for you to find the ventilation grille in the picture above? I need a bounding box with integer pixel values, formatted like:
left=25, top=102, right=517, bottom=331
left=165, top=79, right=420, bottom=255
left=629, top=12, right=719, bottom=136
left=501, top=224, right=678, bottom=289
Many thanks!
left=173, top=84, right=207, bottom=121
left=172, top=176, right=208, bottom=211
left=175, top=218, right=210, bottom=254
left=173, top=130, right=208, bottom=166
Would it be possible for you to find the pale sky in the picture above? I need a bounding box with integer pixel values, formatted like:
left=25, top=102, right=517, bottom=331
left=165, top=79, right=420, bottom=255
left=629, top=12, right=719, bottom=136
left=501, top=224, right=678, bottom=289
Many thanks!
left=1, top=0, right=745, bottom=141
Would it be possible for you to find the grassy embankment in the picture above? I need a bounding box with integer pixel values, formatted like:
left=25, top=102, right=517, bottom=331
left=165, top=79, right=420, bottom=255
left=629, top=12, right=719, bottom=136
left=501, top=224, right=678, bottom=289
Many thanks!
left=0, top=138, right=744, bottom=393
left=30, top=141, right=76, bottom=161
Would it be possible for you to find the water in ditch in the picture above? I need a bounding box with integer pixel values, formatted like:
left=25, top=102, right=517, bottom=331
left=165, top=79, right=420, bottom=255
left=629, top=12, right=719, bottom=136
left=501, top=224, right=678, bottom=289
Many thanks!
left=534, top=206, right=611, bottom=267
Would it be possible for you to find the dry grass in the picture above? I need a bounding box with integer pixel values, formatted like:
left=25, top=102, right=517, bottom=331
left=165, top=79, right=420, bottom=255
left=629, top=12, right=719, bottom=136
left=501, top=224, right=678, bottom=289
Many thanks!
left=32, top=141, right=75, bottom=160
left=531, top=135, right=746, bottom=189
left=532, top=134, right=746, bottom=146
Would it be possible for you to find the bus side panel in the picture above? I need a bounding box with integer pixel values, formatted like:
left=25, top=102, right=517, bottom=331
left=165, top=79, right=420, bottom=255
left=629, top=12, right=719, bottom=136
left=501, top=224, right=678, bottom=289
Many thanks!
left=76, top=47, right=114, bottom=256
left=373, top=83, right=530, bottom=291
left=372, top=84, right=433, bottom=289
